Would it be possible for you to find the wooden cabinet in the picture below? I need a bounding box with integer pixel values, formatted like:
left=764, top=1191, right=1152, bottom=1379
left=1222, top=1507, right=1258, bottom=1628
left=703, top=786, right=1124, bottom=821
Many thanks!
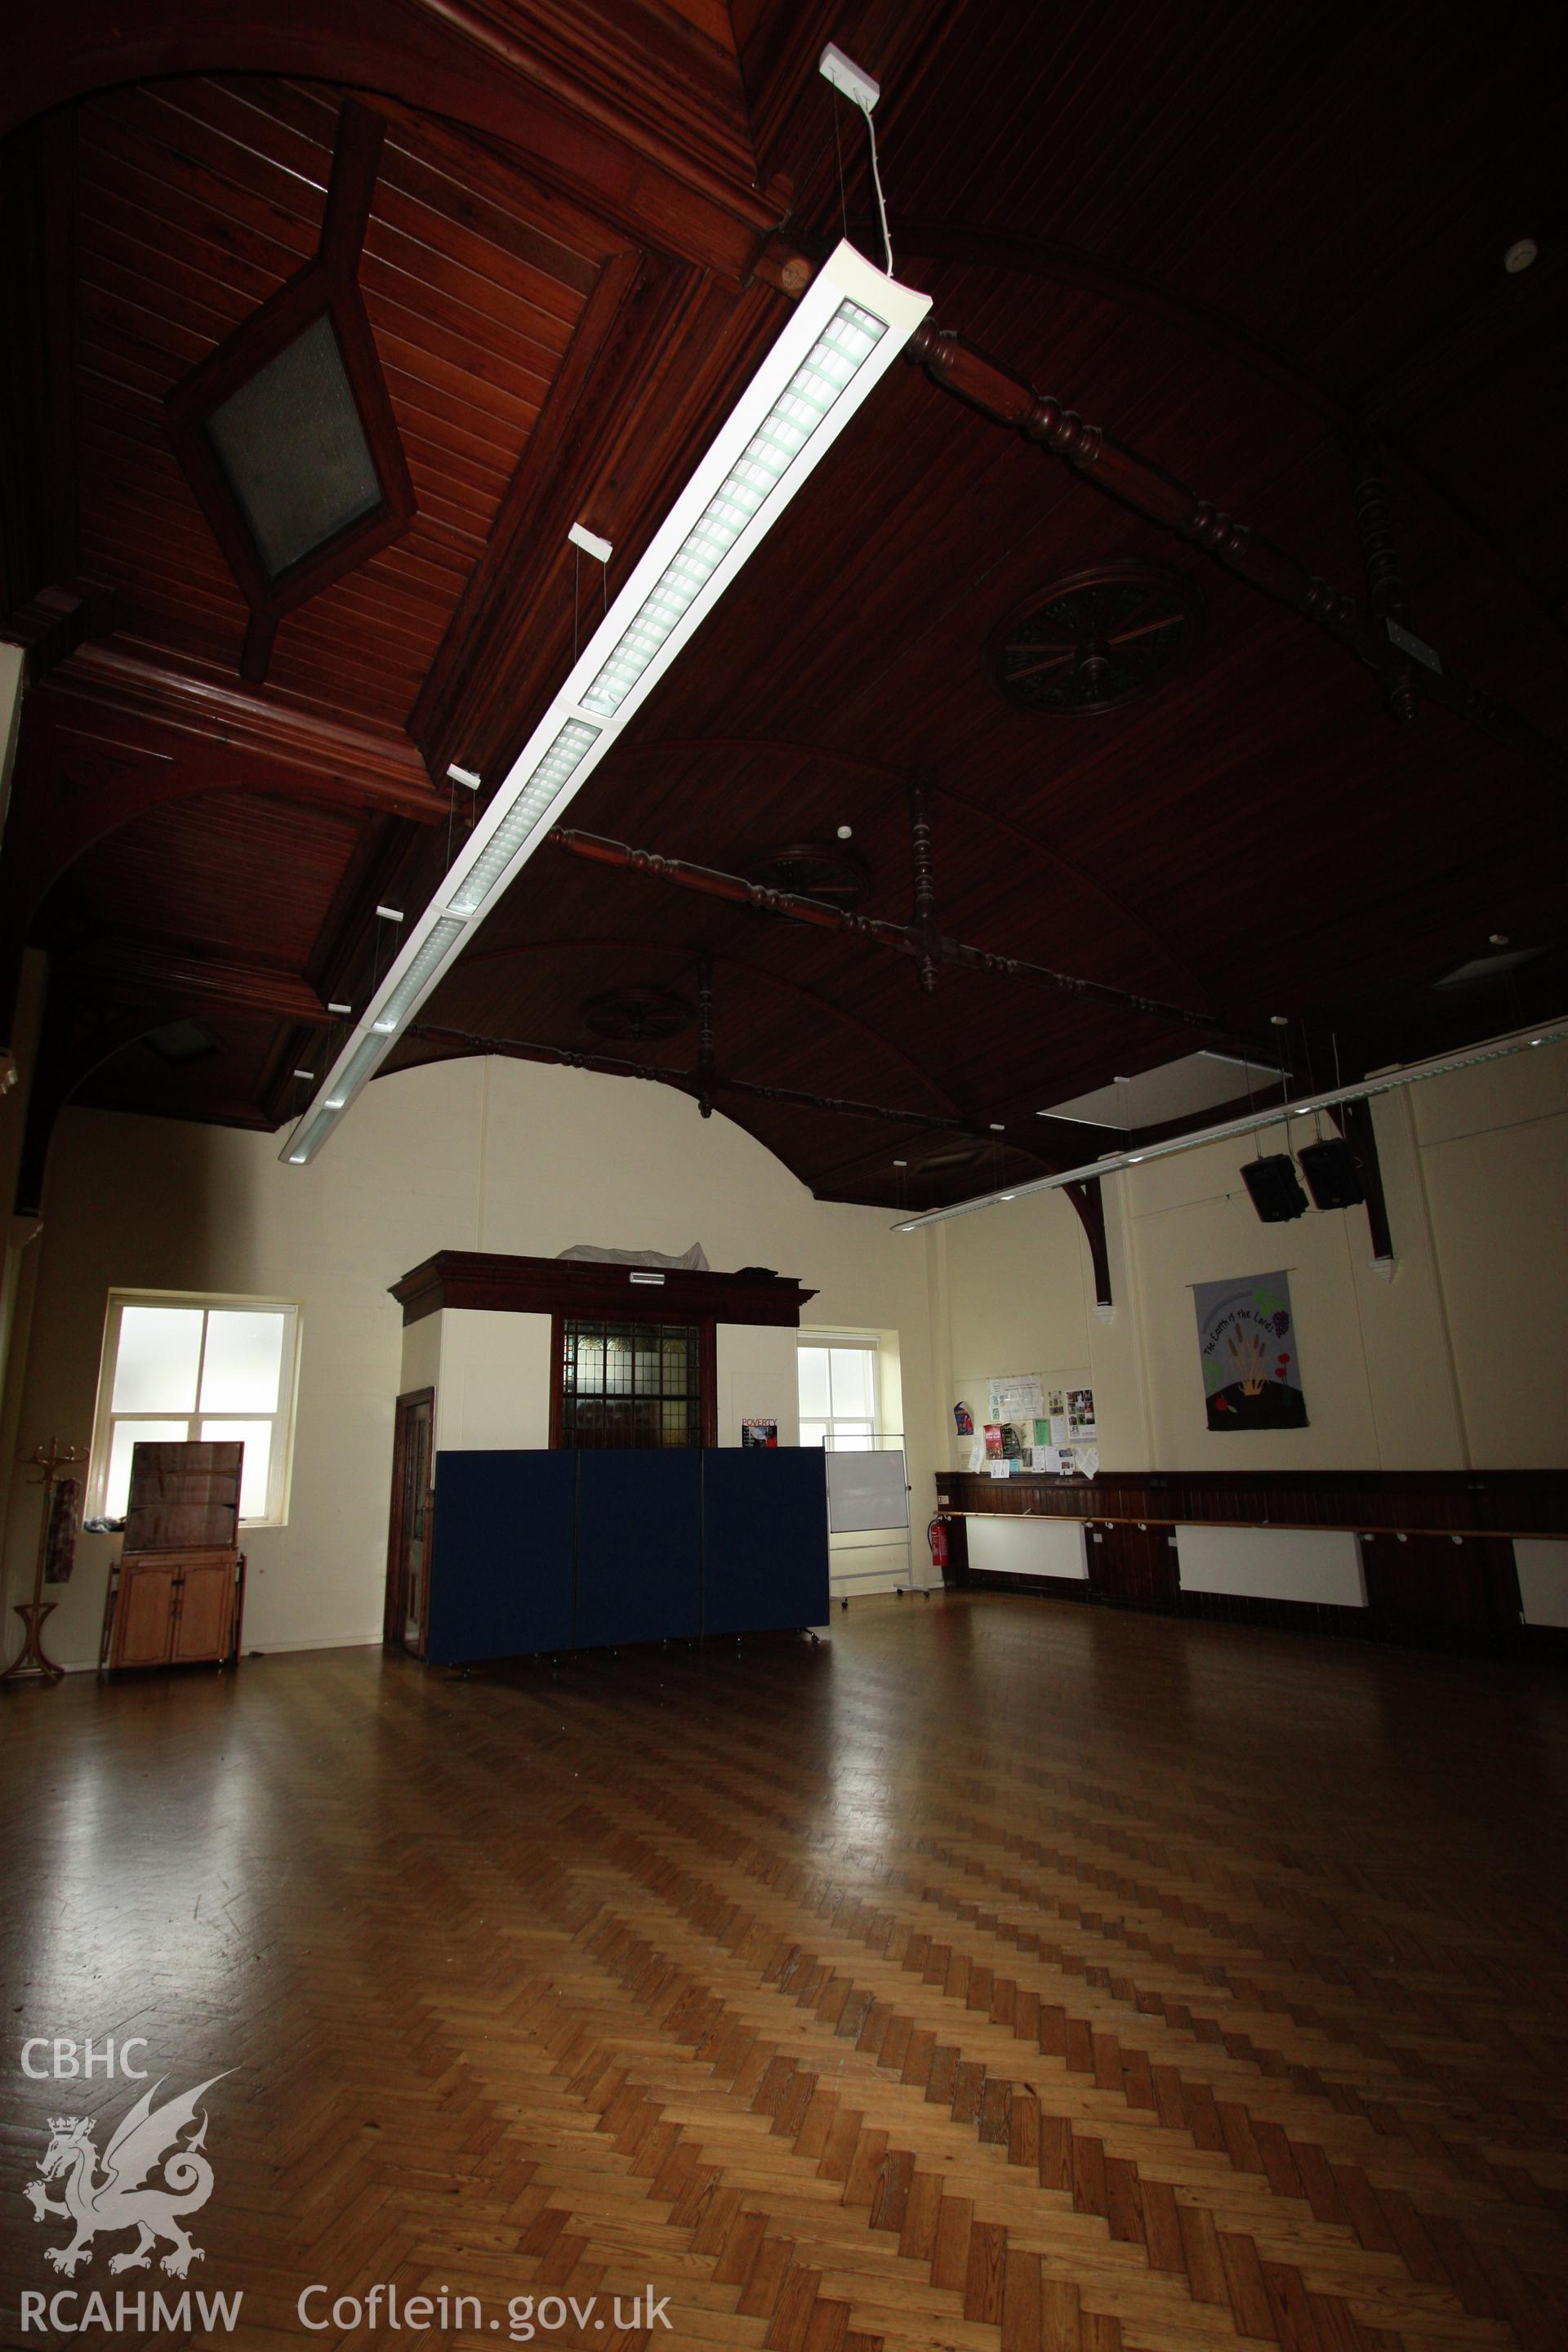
left=102, top=1438, right=247, bottom=1673
left=105, top=1550, right=244, bottom=1671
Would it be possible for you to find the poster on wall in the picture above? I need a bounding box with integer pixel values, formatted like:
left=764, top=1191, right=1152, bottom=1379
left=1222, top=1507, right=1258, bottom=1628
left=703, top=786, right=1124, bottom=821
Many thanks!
left=989, top=1374, right=1043, bottom=1421
left=1065, top=1388, right=1096, bottom=1441
left=1193, top=1270, right=1307, bottom=1429
left=741, top=1419, right=778, bottom=1448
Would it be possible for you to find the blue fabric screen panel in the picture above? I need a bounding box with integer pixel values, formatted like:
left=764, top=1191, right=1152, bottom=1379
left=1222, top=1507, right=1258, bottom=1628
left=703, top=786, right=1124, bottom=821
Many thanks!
left=574, top=1450, right=702, bottom=1649
left=702, top=1448, right=830, bottom=1636
left=424, top=1450, right=576, bottom=1665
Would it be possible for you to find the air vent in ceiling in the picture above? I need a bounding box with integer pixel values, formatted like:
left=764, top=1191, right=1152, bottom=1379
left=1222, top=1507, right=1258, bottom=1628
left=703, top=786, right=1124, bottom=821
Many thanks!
left=914, top=1142, right=985, bottom=1175
left=582, top=987, right=693, bottom=1043
left=991, top=561, right=1201, bottom=715
left=744, top=840, right=871, bottom=906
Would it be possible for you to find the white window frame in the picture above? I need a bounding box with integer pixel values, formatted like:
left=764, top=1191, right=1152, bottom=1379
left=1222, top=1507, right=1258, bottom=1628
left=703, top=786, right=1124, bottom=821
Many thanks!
left=88, top=1289, right=304, bottom=1528
left=797, top=1333, right=881, bottom=1452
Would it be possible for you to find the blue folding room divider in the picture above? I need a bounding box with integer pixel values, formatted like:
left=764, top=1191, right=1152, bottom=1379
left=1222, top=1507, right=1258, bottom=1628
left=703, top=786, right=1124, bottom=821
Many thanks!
left=423, top=1450, right=577, bottom=1666
left=574, top=1450, right=703, bottom=1649
left=701, top=1447, right=830, bottom=1637
left=422, top=1447, right=829, bottom=1666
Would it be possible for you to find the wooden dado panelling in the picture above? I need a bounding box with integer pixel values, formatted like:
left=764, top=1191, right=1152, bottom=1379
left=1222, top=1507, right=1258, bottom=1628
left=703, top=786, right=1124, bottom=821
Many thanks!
left=933, top=1468, right=1568, bottom=1540
left=934, top=1471, right=1567, bottom=1655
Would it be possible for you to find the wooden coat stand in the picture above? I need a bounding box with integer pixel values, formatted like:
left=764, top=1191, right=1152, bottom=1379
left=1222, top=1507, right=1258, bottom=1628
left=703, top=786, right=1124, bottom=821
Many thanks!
left=1, top=1437, right=87, bottom=1686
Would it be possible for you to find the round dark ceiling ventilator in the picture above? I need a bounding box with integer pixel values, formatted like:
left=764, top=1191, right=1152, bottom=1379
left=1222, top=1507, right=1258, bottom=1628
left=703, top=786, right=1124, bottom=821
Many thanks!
left=742, top=840, right=871, bottom=907
left=991, top=560, right=1202, bottom=715
left=581, top=987, right=693, bottom=1043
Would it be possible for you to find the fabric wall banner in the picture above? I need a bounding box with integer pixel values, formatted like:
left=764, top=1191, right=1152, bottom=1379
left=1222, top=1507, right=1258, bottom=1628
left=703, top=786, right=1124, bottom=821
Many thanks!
left=1193, top=1271, right=1307, bottom=1430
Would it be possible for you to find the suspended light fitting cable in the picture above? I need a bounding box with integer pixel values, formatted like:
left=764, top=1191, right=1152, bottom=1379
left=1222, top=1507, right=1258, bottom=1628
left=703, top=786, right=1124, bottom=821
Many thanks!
left=820, top=44, right=893, bottom=274
left=280, top=242, right=931, bottom=1167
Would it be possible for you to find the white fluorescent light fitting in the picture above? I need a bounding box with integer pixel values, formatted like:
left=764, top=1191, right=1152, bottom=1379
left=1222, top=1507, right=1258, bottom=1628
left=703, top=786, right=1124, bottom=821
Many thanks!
left=281, top=244, right=929, bottom=1165
left=891, top=1018, right=1568, bottom=1231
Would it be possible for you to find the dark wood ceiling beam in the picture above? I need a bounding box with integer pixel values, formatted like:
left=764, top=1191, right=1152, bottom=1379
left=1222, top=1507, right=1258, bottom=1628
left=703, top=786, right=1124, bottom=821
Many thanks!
left=58, top=937, right=332, bottom=1027
left=892, top=222, right=1566, bottom=662
left=2, top=0, right=783, bottom=281
left=905, top=321, right=1568, bottom=784
left=547, top=825, right=1228, bottom=1036
left=0, top=583, right=116, bottom=684
left=0, top=645, right=441, bottom=1043
left=406, top=1018, right=1018, bottom=1148
left=30, top=643, right=441, bottom=813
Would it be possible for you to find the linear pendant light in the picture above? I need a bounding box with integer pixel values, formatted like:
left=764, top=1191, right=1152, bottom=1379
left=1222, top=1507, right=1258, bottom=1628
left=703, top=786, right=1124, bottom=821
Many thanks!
left=890, top=1017, right=1568, bottom=1229
left=281, top=244, right=931, bottom=1165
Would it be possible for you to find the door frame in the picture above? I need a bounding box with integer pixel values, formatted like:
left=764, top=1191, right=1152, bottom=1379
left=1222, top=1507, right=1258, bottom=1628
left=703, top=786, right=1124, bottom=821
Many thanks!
left=384, top=1387, right=435, bottom=1651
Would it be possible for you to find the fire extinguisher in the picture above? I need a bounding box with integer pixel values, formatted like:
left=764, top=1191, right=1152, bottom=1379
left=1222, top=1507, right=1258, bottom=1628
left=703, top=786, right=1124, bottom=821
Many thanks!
left=927, top=1517, right=950, bottom=1576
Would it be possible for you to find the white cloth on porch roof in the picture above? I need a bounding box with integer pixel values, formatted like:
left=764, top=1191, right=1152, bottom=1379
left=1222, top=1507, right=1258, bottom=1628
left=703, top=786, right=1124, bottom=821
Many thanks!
left=555, top=1242, right=710, bottom=1272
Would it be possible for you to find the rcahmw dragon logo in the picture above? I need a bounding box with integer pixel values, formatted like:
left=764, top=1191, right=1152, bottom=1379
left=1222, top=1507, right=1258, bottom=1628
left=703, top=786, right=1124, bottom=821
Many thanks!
left=24, top=2074, right=230, bottom=2276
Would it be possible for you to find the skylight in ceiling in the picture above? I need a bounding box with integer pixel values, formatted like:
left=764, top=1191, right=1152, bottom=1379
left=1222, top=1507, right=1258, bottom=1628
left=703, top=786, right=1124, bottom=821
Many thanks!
left=204, top=314, right=382, bottom=580
left=1039, top=1049, right=1284, bottom=1130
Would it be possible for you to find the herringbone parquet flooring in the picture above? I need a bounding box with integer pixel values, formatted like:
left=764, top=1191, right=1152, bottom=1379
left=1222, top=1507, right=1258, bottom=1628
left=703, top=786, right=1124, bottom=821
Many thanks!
left=4, top=1592, right=1567, bottom=2352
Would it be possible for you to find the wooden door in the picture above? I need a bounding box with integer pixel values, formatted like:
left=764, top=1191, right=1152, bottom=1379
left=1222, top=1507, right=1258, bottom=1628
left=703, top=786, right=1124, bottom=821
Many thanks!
left=385, top=1389, right=435, bottom=1655
left=172, top=1561, right=234, bottom=1662
left=1087, top=1521, right=1181, bottom=1610
left=1359, top=1533, right=1521, bottom=1642
left=116, top=1566, right=177, bottom=1666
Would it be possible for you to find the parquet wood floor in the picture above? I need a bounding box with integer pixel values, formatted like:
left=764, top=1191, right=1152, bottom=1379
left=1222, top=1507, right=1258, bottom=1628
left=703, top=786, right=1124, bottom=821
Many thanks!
left=4, top=1592, right=1567, bottom=2352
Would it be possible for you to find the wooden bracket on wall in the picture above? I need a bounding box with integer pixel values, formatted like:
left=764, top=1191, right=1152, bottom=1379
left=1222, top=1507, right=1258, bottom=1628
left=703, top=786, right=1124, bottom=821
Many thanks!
left=1062, top=1174, right=1113, bottom=1310
left=1331, top=1095, right=1395, bottom=1265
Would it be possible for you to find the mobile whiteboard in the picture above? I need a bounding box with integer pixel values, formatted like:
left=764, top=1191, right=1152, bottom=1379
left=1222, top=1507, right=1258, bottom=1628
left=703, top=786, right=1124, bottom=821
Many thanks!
left=825, top=1447, right=909, bottom=1534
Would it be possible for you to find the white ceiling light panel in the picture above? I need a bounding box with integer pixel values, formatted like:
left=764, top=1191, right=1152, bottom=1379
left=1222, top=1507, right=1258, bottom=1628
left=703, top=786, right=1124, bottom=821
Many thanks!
left=283, top=244, right=929, bottom=1165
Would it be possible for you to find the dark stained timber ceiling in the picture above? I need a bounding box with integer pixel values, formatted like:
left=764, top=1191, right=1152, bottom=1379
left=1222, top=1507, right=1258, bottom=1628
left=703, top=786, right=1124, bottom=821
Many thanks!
left=2, top=0, right=1565, bottom=1219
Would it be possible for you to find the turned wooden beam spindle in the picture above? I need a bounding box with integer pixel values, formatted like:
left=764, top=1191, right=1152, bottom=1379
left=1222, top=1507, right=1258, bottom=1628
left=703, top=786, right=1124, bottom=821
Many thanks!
left=909, top=782, right=940, bottom=994
left=696, top=956, right=715, bottom=1119
left=1349, top=431, right=1419, bottom=724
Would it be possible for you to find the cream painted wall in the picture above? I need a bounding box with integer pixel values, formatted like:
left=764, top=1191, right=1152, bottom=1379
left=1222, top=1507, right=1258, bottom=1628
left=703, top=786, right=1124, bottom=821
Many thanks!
left=2, top=1053, right=938, bottom=1664
left=1410, top=1049, right=1568, bottom=1468
left=399, top=1312, right=441, bottom=1417
left=927, top=1042, right=1568, bottom=1474
left=715, top=1324, right=800, bottom=1449
left=436, top=1307, right=553, bottom=1451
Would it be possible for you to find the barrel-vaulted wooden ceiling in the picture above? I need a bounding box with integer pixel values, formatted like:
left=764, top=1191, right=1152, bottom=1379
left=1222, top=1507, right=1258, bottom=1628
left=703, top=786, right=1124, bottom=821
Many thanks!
left=2, top=0, right=1564, bottom=1218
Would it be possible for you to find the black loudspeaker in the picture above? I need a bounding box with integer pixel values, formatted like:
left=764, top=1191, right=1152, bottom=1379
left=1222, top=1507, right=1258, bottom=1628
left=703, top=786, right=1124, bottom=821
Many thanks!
left=1297, top=1136, right=1366, bottom=1209
left=1241, top=1152, right=1310, bottom=1222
